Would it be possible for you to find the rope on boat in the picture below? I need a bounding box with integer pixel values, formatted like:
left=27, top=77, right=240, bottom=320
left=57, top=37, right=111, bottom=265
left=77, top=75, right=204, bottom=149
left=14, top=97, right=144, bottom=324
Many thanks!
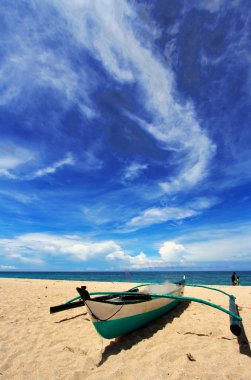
left=85, top=301, right=125, bottom=322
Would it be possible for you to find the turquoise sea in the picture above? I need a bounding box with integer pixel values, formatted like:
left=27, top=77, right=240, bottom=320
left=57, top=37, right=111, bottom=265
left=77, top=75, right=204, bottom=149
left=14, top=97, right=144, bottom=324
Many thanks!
left=0, top=271, right=251, bottom=285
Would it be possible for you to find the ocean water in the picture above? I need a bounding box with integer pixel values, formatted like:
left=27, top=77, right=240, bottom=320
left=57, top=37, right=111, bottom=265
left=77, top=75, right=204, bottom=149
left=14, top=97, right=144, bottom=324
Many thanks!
left=0, top=271, right=251, bottom=285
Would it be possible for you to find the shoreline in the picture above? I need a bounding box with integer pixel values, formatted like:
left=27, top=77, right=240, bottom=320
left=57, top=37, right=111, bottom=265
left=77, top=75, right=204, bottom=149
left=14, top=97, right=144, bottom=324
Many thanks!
left=0, top=271, right=251, bottom=287
left=1, top=278, right=251, bottom=379
left=1, top=271, right=251, bottom=287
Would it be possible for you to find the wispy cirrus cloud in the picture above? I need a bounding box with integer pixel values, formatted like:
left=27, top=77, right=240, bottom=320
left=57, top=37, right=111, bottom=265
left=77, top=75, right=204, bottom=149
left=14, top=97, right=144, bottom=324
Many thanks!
left=0, top=0, right=215, bottom=198
left=0, top=1, right=98, bottom=119
left=122, top=162, right=148, bottom=181
left=0, top=190, right=38, bottom=204
left=126, top=206, right=198, bottom=231
left=125, top=197, right=218, bottom=231
left=189, top=0, right=231, bottom=13
left=0, top=144, right=34, bottom=179
left=1, top=0, right=250, bottom=273
left=28, top=153, right=75, bottom=179
left=54, top=0, right=215, bottom=194
left=0, top=143, right=74, bottom=180
left=1, top=47, right=77, bottom=108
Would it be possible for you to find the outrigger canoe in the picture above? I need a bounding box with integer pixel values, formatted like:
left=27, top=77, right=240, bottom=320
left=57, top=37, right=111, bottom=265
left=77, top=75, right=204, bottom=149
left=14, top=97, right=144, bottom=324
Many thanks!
left=50, top=277, right=242, bottom=339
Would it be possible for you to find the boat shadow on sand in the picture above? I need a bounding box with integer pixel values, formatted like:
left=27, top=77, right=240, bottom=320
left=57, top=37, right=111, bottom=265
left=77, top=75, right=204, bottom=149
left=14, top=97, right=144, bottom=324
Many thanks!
left=221, top=305, right=251, bottom=358
left=98, top=301, right=190, bottom=367
left=236, top=305, right=251, bottom=357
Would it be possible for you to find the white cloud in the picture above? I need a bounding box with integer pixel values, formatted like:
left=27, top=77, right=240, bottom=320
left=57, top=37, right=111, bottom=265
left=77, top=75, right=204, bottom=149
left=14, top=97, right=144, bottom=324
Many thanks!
left=106, top=250, right=155, bottom=268
left=2, top=224, right=250, bottom=269
left=127, top=251, right=158, bottom=268
left=0, top=265, right=17, bottom=270
left=9, top=254, right=44, bottom=265
left=61, top=240, right=123, bottom=261
left=0, top=233, right=125, bottom=264
left=1, top=232, right=188, bottom=269
left=159, top=241, right=186, bottom=262
left=107, top=241, right=187, bottom=269
left=107, top=223, right=251, bottom=268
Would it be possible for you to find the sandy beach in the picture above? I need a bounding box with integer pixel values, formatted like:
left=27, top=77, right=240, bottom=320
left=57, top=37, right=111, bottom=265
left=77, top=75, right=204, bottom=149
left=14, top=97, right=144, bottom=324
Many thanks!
left=0, top=278, right=250, bottom=380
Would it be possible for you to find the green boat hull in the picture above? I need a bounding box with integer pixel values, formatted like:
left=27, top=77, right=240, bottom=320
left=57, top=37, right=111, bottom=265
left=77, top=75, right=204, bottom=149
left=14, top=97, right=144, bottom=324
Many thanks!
left=93, top=299, right=180, bottom=339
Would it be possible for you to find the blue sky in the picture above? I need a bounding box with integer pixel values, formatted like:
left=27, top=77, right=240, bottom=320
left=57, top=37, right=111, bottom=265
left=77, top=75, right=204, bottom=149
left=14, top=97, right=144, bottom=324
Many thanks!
left=0, top=0, right=251, bottom=271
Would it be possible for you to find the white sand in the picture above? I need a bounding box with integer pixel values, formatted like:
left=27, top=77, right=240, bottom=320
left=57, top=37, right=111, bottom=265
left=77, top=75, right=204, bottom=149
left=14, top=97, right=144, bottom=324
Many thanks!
left=0, top=278, right=250, bottom=379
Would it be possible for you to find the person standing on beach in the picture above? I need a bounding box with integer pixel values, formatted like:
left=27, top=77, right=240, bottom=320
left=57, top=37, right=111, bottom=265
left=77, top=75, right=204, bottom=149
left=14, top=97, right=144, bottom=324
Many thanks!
left=231, top=272, right=237, bottom=285
left=236, top=276, right=240, bottom=285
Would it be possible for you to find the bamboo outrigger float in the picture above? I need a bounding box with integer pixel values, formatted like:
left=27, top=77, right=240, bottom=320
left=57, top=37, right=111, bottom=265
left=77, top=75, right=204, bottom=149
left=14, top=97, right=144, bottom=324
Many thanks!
left=50, top=277, right=242, bottom=339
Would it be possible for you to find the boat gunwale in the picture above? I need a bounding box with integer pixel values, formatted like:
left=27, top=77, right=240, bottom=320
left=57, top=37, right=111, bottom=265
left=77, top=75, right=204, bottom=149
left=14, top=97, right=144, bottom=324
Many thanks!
left=87, top=284, right=184, bottom=306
